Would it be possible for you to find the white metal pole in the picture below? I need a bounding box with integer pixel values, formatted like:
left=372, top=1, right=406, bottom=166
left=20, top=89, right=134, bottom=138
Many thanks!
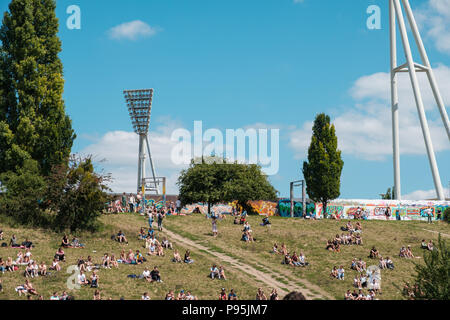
left=145, top=136, right=159, bottom=195
left=137, top=135, right=144, bottom=194
left=393, top=0, right=445, bottom=200
left=401, top=0, right=450, bottom=141
left=390, top=0, right=401, bottom=200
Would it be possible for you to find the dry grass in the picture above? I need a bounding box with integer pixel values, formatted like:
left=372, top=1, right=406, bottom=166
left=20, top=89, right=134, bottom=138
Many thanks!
left=164, top=214, right=450, bottom=300
left=0, top=213, right=263, bottom=300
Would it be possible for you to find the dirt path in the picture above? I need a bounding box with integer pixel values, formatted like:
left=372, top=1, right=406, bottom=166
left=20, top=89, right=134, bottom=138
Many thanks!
left=162, top=228, right=333, bottom=300
left=422, top=228, right=450, bottom=238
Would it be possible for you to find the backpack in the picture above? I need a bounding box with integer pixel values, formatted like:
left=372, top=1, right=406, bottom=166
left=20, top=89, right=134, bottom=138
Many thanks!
left=1, top=242, right=7, bottom=247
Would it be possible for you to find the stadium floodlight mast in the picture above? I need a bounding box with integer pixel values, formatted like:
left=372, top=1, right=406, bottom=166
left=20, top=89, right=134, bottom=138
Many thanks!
left=123, top=88, right=161, bottom=195
left=389, top=0, right=450, bottom=201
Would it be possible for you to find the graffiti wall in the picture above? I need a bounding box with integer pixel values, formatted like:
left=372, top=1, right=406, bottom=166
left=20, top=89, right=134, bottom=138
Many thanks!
left=248, top=200, right=278, bottom=216
left=314, top=199, right=449, bottom=221
left=180, top=203, right=233, bottom=215
left=278, top=199, right=316, bottom=218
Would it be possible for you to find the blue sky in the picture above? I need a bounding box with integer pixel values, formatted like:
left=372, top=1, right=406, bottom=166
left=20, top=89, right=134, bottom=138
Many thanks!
left=1, top=0, right=449, bottom=198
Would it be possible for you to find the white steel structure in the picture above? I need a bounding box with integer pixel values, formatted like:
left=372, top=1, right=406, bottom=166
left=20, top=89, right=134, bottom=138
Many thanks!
left=124, top=89, right=160, bottom=195
left=389, top=0, right=450, bottom=200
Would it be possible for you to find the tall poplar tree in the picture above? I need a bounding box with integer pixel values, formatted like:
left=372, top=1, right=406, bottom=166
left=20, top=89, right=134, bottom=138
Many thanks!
left=302, top=113, right=344, bottom=218
left=0, top=0, right=75, bottom=175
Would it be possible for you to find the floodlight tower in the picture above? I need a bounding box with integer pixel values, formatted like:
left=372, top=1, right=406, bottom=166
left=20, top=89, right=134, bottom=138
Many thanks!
left=123, top=89, right=160, bottom=195
left=389, top=0, right=450, bottom=201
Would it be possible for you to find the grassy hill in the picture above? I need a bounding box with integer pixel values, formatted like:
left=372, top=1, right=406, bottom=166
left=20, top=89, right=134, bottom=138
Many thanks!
left=0, top=212, right=448, bottom=300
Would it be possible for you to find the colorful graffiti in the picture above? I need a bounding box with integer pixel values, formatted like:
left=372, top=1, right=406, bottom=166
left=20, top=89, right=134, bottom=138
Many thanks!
left=315, top=200, right=449, bottom=221
left=248, top=200, right=278, bottom=216
left=278, top=199, right=315, bottom=218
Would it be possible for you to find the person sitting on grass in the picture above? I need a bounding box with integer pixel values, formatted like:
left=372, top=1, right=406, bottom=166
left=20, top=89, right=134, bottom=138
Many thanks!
left=135, top=250, right=145, bottom=264
left=354, top=234, right=363, bottom=245
left=261, top=217, right=271, bottom=226
left=172, top=249, right=182, bottom=263
left=39, top=262, right=47, bottom=276
left=50, top=292, right=60, bottom=300
left=233, top=216, right=240, bottom=225
left=150, top=266, right=162, bottom=283
left=337, top=265, right=345, bottom=280
left=93, top=290, right=101, bottom=300
left=271, top=243, right=278, bottom=254
left=142, top=292, right=151, bottom=300
left=55, top=247, right=65, bottom=262
left=405, top=245, right=415, bottom=258
left=241, top=231, right=249, bottom=242
left=184, top=250, right=194, bottom=264
left=256, top=288, right=267, bottom=300
left=165, top=290, right=175, bottom=300
left=210, top=264, right=220, bottom=279
left=61, top=235, right=70, bottom=248
left=117, top=230, right=128, bottom=244
left=345, top=290, right=354, bottom=300
left=243, top=221, right=252, bottom=233
left=219, top=288, right=227, bottom=300
left=330, top=266, right=338, bottom=279
left=291, top=252, right=301, bottom=266
left=102, top=253, right=111, bottom=269
left=399, top=246, right=407, bottom=258
left=126, top=249, right=136, bottom=264
left=369, top=246, right=379, bottom=259
left=427, top=240, right=434, bottom=251
left=78, top=270, right=90, bottom=286
left=22, top=238, right=33, bottom=249
left=161, top=237, right=173, bottom=250
left=283, top=253, right=294, bottom=266
left=356, top=258, right=366, bottom=272
left=110, top=254, right=119, bottom=268
left=298, top=251, right=308, bottom=266
left=228, top=289, right=238, bottom=300
left=138, top=228, right=147, bottom=240
left=143, top=267, right=152, bottom=282
left=50, top=258, right=61, bottom=272
left=351, top=258, right=357, bottom=270
left=147, top=242, right=156, bottom=256
left=90, top=270, right=99, bottom=288
left=219, top=266, right=226, bottom=280
left=156, top=243, right=164, bottom=257
left=177, top=290, right=186, bottom=300
left=0, top=229, right=3, bottom=241
left=379, top=257, right=387, bottom=269
left=326, top=240, right=334, bottom=251
left=24, top=263, right=34, bottom=278
left=270, top=289, right=278, bottom=300
left=71, top=237, right=84, bottom=248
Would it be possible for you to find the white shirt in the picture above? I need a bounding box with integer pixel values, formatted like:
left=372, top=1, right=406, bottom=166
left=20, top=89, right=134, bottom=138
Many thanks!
left=78, top=274, right=86, bottom=282
left=143, top=270, right=150, bottom=278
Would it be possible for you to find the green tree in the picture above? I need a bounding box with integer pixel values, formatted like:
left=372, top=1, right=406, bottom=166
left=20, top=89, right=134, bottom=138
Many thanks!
left=0, top=159, right=47, bottom=226
left=302, top=113, right=344, bottom=218
left=48, top=155, right=112, bottom=232
left=404, top=235, right=449, bottom=300
left=381, top=187, right=395, bottom=200
left=0, top=0, right=75, bottom=175
left=177, top=157, right=278, bottom=214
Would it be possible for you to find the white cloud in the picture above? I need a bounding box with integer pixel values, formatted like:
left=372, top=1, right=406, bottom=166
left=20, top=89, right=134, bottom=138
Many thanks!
left=108, top=20, right=160, bottom=41
left=403, top=187, right=450, bottom=200
left=289, top=65, right=450, bottom=161
left=415, top=0, right=450, bottom=55
left=79, top=121, right=187, bottom=194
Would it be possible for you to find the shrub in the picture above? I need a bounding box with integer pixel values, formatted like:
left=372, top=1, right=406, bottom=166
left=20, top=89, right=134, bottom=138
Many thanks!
left=443, top=207, right=450, bottom=223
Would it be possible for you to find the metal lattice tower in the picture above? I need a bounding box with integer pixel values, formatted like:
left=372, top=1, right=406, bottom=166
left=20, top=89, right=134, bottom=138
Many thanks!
left=389, top=0, right=450, bottom=200
left=124, top=89, right=160, bottom=195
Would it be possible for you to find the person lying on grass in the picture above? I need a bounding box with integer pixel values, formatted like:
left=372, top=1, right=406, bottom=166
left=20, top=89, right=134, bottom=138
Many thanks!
left=184, top=250, right=194, bottom=264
